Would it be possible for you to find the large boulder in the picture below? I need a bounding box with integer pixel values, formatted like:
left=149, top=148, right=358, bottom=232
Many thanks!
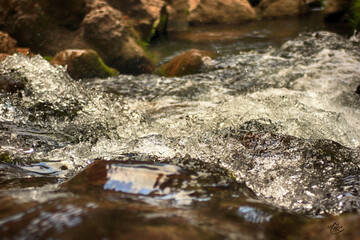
left=0, top=31, right=17, bottom=54
left=258, top=0, right=310, bottom=19
left=157, top=49, right=217, bottom=77
left=106, top=0, right=167, bottom=41
left=82, top=5, right=155, bottom=74
left=0, top=0, right=155, bottom=75
left=0, top=0, right=88, bottom=54
left=50, top=49, right=118, bottom=79
left=323, top=0, right=352, bottom=22
left=187, top=0, right=256, bottom=25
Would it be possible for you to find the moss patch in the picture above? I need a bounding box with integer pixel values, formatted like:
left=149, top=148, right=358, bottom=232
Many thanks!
left=350, top=0, right=360, bottom=31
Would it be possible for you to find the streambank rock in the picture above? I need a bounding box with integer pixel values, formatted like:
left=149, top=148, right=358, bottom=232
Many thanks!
left=258, top=0, right=310, bottom=19
left=323, top=0, right=352, bottom=22
left=187, top=0, right=256, bottom=25
left=105, top=0, right=167, bottom=41
left=50, top=49, right=118, bottom=80
left=0, top=31, right=17, bottom=54
left=157, top=49, right=217, bottom=77
left=82, top=5, right=155, bottom=74
left=0, top=0, right=155, bottom=75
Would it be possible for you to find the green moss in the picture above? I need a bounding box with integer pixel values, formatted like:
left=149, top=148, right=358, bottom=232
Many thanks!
left=350, top=0, right=360, bottom=31
left=96, top=55, right=118, bottom=77
left=43, top=56, right=53, bottom=61
left=0, top=152, right=11, bottom=163
left=69, top=50, right=118, bottom=79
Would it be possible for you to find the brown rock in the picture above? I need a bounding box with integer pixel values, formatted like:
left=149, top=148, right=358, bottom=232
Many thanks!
left=82, top=5, right=126, bottom=57
left=0, top=53, right=9, bottom=61
left=0, top=31, right=17, bottom=54
left=259, top=0, right=310, bottom=19
left=0, top=0, right=87, bottom=54
left=106, top=0, right=167, bottom=41
left=324, top=0, right=352, bottom=22
left=187, top=0, right=256, bottom=25
left=82, top=5, right=155, bottom=74
left=50, top=49, right=118, bottom=79
left=157, top=49, right=217, bottom=77
left=16, top=48, right=35, bottom=57
left=0, top=0, right=155, bottom=75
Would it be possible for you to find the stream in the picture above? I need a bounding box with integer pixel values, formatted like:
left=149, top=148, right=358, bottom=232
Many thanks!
left=1, top=11, right=360, bottom=239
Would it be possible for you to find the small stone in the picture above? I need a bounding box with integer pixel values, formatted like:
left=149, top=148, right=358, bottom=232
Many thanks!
left=157, top=49, right=217, bottom=77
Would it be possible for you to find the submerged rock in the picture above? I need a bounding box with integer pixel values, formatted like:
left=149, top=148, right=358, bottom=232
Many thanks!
left=157, top=49, right=217, bottom=77
left=50, top=49, right=118, bottom=79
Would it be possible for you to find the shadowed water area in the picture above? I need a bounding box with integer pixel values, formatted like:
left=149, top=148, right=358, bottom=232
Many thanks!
left=1, top=12, right=360, bottom=239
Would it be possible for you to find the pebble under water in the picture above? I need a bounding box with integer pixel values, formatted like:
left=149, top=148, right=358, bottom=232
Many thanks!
left=1, top=31, right=360, bottom=239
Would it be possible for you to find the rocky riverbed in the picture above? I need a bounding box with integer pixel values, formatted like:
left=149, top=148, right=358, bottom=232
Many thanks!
left=1, top=30, right=360, bottom=239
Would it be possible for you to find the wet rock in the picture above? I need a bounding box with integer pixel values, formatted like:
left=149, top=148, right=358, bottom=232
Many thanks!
left=82, top=5, right=155, bottom=74
left=221, top=131, right=360, bottom=216
left=0, top=0, right=155, bottom=75
left=0, top=74, right=25, bottom=93
left=0, top=31, right=17, bottom=54
left=0, top=162, right=59, bottom=189
left=0, top=195, right=223, bottom=240
left=0, top=155, right=312, bottom=240
left=187, top=0, right=256, bottom=25
left=324, top=0, right=352, bottom=23
left=62, top=160, right=195, bottom=197
left=0, top=0, right=87, bottom=53
left=50, top=49, right=118, bottom=79
left=106, top=0, right=167, bottom=41
left=156, top=49, right=217, bottom=77
left=258, top=0, right=310, bottom=19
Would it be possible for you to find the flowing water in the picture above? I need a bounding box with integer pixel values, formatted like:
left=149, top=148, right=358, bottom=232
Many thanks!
left=1, top=12, right=360, bottom=239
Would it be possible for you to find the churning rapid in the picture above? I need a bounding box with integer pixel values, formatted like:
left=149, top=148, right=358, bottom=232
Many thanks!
left=1, top=31, right=360, bottom=238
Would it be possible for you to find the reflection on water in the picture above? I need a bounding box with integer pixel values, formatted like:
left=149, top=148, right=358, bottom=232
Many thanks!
left=103, top=163, right=183, bottom=195
left=149, top=11, right=352, bottom=64
left=237, top=205, right=273, bottom=223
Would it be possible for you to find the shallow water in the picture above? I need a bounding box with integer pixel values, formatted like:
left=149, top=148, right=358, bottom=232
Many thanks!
left=1, top=13, right=360, bottom=239
left=149, top=11, right=352, bottom=64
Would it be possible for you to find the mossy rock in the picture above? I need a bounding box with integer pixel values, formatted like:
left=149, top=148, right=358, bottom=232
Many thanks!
left=156, top=49, right=217, bottom=77
left=50, top=49, right=118, bottom=80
